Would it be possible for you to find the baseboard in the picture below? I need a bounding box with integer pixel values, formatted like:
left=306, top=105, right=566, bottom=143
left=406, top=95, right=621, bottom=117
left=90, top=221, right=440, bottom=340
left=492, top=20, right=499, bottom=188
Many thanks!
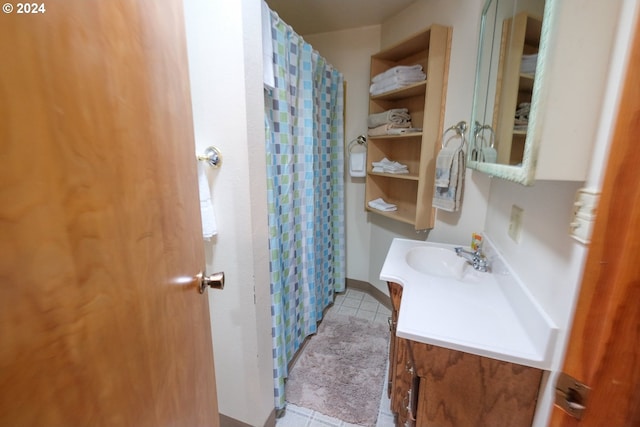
left=219, top=409, right=276, bottom=427
left=345, top=278, right=392, bottom=311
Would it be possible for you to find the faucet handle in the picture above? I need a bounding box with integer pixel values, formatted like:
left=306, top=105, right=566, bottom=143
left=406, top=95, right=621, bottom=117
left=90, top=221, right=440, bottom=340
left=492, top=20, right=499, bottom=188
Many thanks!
left=472, top=254, right=490, bottom=272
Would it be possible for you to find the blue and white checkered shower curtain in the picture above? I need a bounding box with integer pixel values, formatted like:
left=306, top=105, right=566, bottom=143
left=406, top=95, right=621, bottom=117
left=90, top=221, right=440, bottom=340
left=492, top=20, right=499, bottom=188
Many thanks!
left=263, top=8, right=345, bottom=411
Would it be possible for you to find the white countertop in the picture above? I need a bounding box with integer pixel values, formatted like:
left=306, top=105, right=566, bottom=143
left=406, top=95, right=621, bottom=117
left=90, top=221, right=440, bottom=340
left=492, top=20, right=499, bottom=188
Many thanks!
left=380, top=238, right=557, bottom=370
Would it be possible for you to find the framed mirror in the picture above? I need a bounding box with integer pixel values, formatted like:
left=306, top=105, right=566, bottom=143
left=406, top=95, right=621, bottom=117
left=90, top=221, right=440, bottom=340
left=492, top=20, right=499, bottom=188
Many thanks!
left=468, top=0, right=555, bottom=185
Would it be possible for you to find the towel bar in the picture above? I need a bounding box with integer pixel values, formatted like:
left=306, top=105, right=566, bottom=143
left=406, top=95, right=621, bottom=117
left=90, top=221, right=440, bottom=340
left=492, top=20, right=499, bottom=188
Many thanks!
left=197, top=146, right=222, bottom=168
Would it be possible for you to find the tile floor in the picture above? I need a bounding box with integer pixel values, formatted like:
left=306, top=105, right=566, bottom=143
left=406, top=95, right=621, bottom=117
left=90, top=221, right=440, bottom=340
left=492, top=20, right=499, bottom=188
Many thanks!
left=276, top=289, right=396, bottom=427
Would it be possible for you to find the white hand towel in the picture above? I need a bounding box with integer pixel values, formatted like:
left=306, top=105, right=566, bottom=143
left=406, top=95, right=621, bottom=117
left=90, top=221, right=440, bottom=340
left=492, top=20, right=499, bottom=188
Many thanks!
left=480, top=147, right=498, bottom=163
left=198, top=163, right=218, bottom=239
left=261, top=1, right=275, bottom=88
left=349, top=151, right=366, bottom=177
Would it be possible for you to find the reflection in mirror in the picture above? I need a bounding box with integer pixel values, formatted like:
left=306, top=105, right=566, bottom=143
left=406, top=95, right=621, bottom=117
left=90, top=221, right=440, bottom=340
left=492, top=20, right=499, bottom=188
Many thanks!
left=469, top=0, right=552, bottom=185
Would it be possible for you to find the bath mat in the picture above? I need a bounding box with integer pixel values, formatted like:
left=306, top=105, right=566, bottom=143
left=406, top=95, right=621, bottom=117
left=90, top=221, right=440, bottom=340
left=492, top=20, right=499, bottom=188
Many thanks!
left=285, top=312, right=389, bottom=426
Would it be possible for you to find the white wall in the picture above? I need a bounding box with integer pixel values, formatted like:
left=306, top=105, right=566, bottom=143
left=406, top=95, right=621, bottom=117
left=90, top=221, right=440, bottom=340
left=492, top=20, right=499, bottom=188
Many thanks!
left=182, top=0, right=274, bottom=425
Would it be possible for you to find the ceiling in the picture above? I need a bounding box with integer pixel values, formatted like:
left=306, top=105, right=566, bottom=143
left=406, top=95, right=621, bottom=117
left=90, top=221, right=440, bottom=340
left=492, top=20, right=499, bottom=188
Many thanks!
left=265, top=0, right=416, bottom=35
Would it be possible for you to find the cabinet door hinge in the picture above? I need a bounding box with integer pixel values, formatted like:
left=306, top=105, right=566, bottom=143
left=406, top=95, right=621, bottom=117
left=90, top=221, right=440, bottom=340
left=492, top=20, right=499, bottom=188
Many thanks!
left=554, top=371, right=590, bottom=419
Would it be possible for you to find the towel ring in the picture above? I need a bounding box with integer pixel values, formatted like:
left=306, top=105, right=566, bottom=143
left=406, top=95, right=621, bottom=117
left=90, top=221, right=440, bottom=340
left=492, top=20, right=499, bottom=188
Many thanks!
left=348, top=135, right=367, bottom=153
left=473, top=122, right=495, bottom=148
left=471, top=122, right=495, bottom=161
left=441, top=121, right=467, bottom=149
left=197, top=146, right=222, bottom=168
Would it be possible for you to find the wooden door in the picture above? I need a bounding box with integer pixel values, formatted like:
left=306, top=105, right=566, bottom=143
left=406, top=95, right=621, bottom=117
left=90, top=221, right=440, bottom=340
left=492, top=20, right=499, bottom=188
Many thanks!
left=549, top=10, right=640, bottom=427
left=0, top=1, right=220, bottom=426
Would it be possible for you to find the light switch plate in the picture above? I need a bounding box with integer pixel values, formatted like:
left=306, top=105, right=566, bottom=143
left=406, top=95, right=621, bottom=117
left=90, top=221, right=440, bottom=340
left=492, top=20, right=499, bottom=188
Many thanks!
left=508, top=205, right=524, bottom=243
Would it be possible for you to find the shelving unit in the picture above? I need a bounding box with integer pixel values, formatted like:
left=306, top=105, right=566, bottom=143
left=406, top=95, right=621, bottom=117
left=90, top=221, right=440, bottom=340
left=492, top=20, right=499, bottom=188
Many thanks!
left=493, top=12, right=542, bottom=165
left=365, top=25, right=452, bottom=230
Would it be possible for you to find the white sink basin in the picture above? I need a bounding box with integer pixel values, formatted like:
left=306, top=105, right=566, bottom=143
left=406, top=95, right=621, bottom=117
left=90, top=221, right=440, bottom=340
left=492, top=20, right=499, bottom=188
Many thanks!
left=405, top=246, right=468, bottom=279
left=379, top=238, right=558, bottom=370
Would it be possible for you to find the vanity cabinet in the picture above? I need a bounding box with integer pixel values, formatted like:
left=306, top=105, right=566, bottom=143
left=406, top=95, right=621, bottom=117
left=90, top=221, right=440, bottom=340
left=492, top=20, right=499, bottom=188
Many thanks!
left=365, top=25, right=451, bottom=230
left=386, top=281, right=543, bottom=427
left=493, top=12, right=542, bottom=166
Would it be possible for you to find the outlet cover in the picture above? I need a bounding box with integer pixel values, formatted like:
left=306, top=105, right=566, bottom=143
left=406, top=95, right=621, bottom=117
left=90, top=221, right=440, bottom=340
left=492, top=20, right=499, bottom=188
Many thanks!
left=508, top=204, right=524, bottom=243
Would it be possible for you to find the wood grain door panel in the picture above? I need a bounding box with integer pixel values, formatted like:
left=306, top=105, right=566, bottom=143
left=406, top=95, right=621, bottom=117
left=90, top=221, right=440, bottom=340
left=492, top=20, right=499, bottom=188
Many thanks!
left=0, top=1, right=219, bottom=426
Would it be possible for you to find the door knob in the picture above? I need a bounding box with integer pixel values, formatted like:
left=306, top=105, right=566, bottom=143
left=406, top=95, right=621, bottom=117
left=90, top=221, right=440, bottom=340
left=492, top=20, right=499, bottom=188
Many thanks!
left=198, top=271, right=225, bottom=293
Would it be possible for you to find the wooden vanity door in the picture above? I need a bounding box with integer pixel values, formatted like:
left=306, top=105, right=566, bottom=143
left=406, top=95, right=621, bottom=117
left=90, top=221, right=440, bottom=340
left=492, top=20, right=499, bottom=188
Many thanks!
left=387, top=282, right=403, bottom=398
left=411, top=344, right=542, bottom=427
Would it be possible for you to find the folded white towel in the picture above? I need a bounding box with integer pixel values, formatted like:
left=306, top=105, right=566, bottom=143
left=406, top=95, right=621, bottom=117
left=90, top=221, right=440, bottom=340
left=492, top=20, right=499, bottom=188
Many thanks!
left=367, top=108, right=411, bottom=128
left=198, top=163, right=218, bottom=239
left=372, top=64, right=423, bottom=83
left=368, top=197, right=397, bottom=212
left=371, top=157, right=409, bottom=174
left=520, top=54, right=538, bottom=74
left=369, top=73, right=426, bottom=95
left=373, top=71, right=426, bottom=86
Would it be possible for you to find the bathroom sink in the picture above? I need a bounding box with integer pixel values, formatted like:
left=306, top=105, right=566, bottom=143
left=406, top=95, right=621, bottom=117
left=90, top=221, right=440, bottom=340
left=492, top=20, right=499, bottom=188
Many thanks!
left=380, top=238, right=558, bottom=370
left=405, top=246, right=468, bottom=279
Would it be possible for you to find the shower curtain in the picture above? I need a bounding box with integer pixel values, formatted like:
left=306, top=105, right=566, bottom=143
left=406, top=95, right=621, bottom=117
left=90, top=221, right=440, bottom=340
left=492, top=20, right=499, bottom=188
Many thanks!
left=263, top=7, right=346, bottom=411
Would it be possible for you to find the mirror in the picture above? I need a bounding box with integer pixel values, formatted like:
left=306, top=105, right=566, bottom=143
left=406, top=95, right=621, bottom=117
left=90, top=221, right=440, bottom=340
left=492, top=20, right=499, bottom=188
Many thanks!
left=468, top=0, right=555, bottom=185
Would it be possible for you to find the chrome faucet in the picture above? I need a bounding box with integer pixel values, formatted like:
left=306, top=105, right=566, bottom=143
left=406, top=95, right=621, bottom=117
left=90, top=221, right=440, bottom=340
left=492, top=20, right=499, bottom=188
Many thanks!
left=454, top=247, right=490, bottom=272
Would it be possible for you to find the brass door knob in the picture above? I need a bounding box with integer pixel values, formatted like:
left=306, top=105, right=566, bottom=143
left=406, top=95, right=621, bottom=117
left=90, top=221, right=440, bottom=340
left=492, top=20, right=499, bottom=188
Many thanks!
left=198, top=271, right=225, bottom=293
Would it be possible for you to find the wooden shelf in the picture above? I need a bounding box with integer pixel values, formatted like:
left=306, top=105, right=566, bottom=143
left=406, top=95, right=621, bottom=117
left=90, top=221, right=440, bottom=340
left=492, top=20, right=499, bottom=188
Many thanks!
left=368, top=171, right=420, bottom=181
left=519, top=73, right=535, bottom=91
left=368, top=133, right=423, bottom=140
left=365, top=24, right=452, bottom=230
left=365, top=205, right=416, bottom=226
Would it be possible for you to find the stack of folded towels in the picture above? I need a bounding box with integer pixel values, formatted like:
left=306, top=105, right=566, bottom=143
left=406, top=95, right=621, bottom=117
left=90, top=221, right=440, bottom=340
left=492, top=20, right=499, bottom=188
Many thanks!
left=514, top=102, right=531, bottom=131
left=369, top=64, right=426, bottom=96
left=371, top=157, right=409, bottom=174
left=367, top=108, right=421, bottom=137
left=520, top=53, right=538, bottom=75
left=368, top=197, right=397, bottom=212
